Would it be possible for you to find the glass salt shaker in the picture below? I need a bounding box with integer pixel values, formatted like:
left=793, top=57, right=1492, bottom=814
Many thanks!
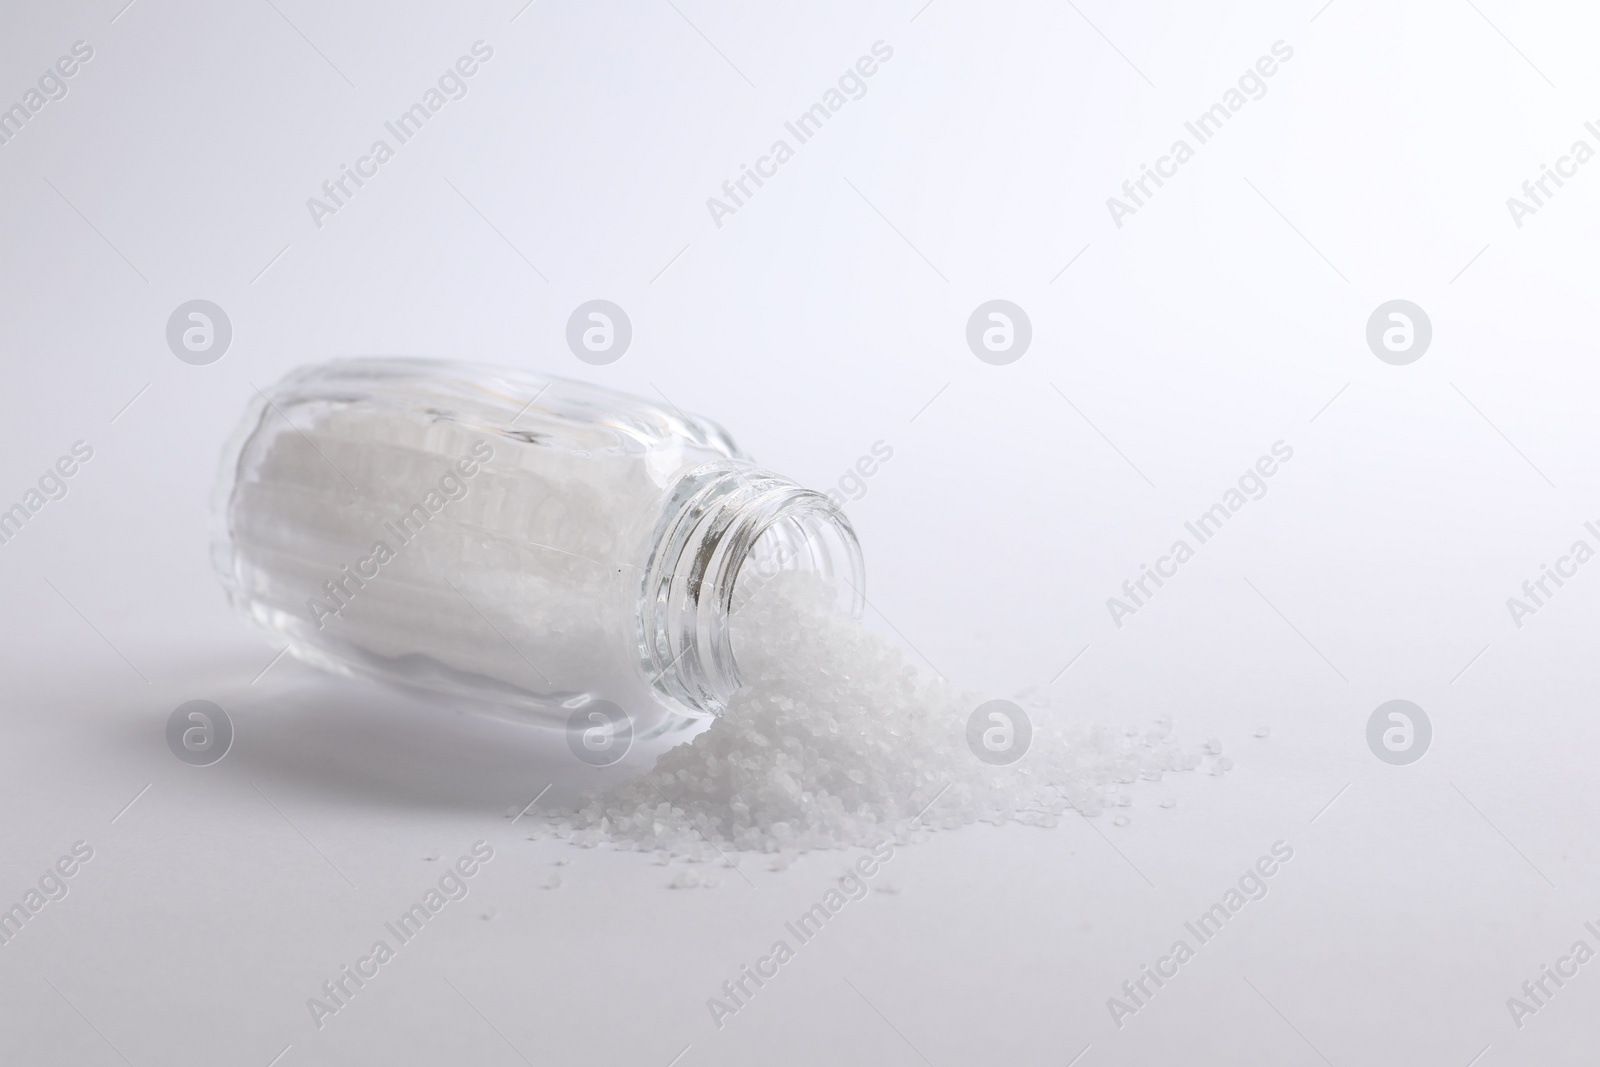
left=211, top=358, right=863, bottom=737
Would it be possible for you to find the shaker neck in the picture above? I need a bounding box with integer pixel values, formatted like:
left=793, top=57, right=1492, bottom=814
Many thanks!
left=640, top=461, right=864, bottom=718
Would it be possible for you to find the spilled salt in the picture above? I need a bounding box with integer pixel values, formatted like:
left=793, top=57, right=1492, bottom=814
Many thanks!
left=555, top=573, right=1223, bottom=855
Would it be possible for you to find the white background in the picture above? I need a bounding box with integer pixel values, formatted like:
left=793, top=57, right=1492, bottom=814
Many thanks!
left=2, top=0, right=1599, bottom=1064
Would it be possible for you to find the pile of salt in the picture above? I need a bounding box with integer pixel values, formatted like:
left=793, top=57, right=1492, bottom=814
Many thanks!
left=556, top=573, right=1222, bottom=855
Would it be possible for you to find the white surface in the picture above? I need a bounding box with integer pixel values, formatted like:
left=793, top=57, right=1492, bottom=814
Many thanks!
left=2, top=1, right=1598, bottom=1064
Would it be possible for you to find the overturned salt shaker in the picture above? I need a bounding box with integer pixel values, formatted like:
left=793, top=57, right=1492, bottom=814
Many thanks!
left=212, top=358, right=863, bottom=738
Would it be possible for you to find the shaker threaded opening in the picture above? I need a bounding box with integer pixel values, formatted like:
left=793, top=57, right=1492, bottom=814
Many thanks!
left=640, top=462, right=864, bottom=717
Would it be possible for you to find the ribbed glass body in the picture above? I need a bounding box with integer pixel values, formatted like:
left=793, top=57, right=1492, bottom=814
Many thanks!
left=211, top=359, right=863, bottom=736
